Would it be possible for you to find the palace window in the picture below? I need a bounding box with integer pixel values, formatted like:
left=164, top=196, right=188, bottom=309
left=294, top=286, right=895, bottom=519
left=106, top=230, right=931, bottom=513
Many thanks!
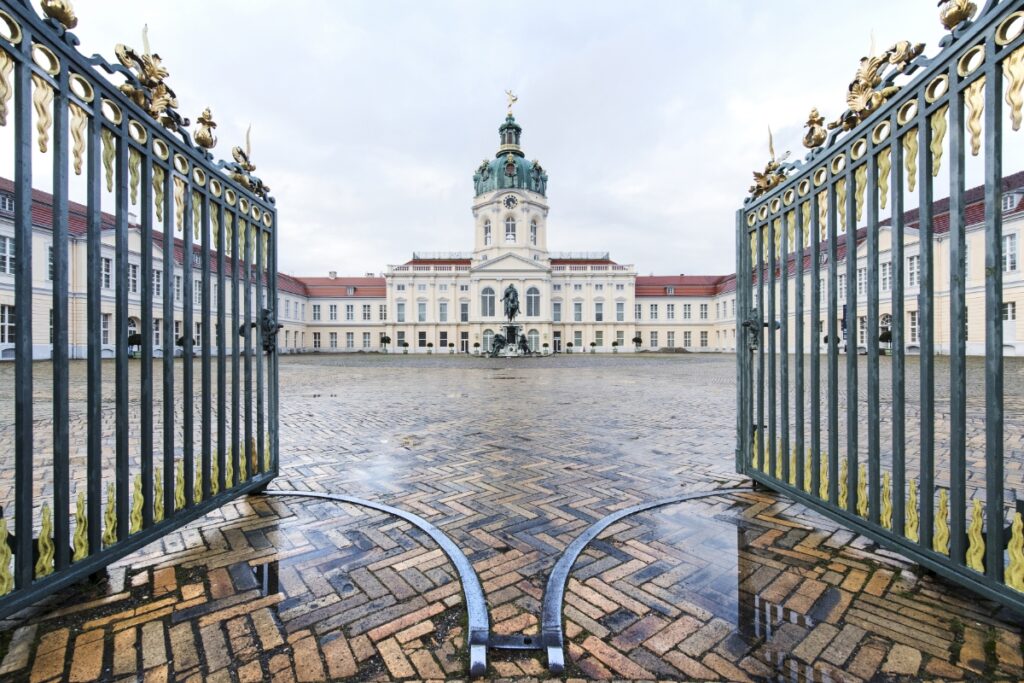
left=594, top=302, right=603, bottom=322
left=0, top=194, right=13, bottom=213
left=616, top=283, right=625, bottom=291
left=418, top=302, right=427, bottom=322
left=102, top=257, right=112, bottom=288
left=573, top=284, right=582, bottom=292
left=552, top=284, right=562, bottom=291
left=1003, top=301, right=1017, bottom=321
left=330, top=304, right=338, bottom=321
left=379, top=304, right=387, bottom=321
left=700, top=331, right=708, bottom=347
left=909, top=311, right=919, bottom=344
left=616, top=330, right=624, bottom=346
left=595, top=331, right=604, bottom=347
left=396, top=331, right=406, bottom=347
left=312, top=304, right=321, bottom=321
left=552, top=301, right=562, bottom=322
left=530, top=220, right=537, bottom=245
left=595, top=284, right=603, bottom=292
left=363, top=304, right=371, bottom=320
left=700, top=303, right=708, bottom=320
left=330, top=332, right=338, bottom=349
left=0, top=304, right=14, bottom=344
left=460, top=301, right=469, bottom=322
left=635, top=303, right=642, bottom=320
left=345, top=304, right=353, bottom=321
left=880, top=262, right=891, bottom=292
left=505, top=216, right=516, bottom=242
left=345, top=332, right=353, bottom=348
left=396, top=283, right=406, bottom=291
left=153, top=319, right=161, bottom=347
left=857, top=267, right=866, bottom=297
left=48, top=247, right=54, bottom=281
left=460, top=284, right=470, bottom=292
left=1003, top=193, right=1020, bottom=212
left=417, top=283, right=427, bottom=291
left=484, top=220, right=492, bottom=246
left=666, top=304, right=675, bottom=320
left=528, top=329, right=539, bottom=351
left=667, top=332, right=675, bottom=348
left=907, top=256, right=920, bottom=287
left=439, top=301, right=448, bottom=322
left=1004, top=234, right=1018, bottom=272
left=396, top=302, right=406, bottom=323
left=666, top=286, right=674, bottom=295
left=616, top=302, right=624, bottom=322
left=650, top=331, right=658, bottom=348
left=174, top=275, right=182, bottom=301
left=526, top=287, right=540, bottom=316
left=858, top=316, right=866, bottom=345
left=481, top=287, right=495, bottom=317
left=573, top=302, right=582, bottom=322
left=439, top=331, right=448, bottom=349
left=683, top=304, right=691, bottom=320
left=684, top=331, right=692, bottom=347
left=0, top=236, right=13, bottom=274
left=313, top=332, right=321, bottom=349
left=152, top=270, right=162, bottom=298
left=650, top=304, right=658, bottom=320
left=574, top=330, right=583, bottom=348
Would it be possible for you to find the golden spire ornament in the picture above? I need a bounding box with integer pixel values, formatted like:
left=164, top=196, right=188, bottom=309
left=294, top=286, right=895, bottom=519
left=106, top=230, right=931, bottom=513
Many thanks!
left=41, top=0, right=77, bottom=29
left=505, top=89, right=518, bottom=115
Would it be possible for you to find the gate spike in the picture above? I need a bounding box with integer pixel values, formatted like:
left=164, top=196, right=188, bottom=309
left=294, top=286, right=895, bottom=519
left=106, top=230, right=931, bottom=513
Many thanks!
left=1006, top=513, right=1024, bottom=591
left=906, top=480, right=919, bottom=542
left=966, top=499, right=985, bottom=572
left=35, top=505, right=54, bottom=579
left=0, top=519, right=12, bottom=595
left=72, top=491, right=88, bottom=561
left=881, top=472, right=893, bottom=530
left=934, top=489, right=950, bottom=555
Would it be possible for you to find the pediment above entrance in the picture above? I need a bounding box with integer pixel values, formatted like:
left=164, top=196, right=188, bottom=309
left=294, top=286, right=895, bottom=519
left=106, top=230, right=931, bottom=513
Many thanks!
left=472, top=252, right=548, bottom=273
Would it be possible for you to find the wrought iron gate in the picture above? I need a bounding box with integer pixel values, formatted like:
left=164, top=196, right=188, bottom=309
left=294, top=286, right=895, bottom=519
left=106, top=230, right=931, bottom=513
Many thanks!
left=737, top=0, right=1024, bottom=614
left=0, top=0, right=279, bottom=618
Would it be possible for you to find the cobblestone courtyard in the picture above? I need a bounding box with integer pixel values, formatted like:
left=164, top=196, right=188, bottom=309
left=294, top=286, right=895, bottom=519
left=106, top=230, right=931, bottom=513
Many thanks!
left=1, top=353, right=1023, bottom=681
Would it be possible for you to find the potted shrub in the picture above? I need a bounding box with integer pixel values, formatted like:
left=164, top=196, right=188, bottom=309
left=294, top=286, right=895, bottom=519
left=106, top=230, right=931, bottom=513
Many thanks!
left=566, top=342, right=574, bottom=354
left=542, top=342, right=549, bottom=355
left=380, top=334, right=391, bottom=353
left=402, top=341, right=409, bottom=354
left=589, top=341, right=597, bottom=354
left=427, top=342, right=434, bottom=354
left=448, top=342, right=455, bottom=354
left=473, top=342, right=481, bottom=355
left=632, top=334, right=642, bottom=350
left=612, top=341, right=619, bottom=353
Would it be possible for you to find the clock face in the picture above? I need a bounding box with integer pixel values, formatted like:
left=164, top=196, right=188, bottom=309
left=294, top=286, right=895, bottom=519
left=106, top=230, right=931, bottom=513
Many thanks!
left=503, top=195, right=518, bottom=209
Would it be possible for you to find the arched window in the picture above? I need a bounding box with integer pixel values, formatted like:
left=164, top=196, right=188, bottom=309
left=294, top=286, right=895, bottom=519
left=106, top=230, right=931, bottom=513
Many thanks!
left=481, top=287, right=495, bottom=317
left=483, top=220, right=492, bottom=246
left=528, top=329, right=539, bottom=352
left=530, top=219, right=538, bottom=246
left=483, top=329, right=494, bottom=352
left=505, top=216, right=516, bottom=242
left=127, top=317, right=139, bottom=337
left=526, top=287, right=540, bottom=316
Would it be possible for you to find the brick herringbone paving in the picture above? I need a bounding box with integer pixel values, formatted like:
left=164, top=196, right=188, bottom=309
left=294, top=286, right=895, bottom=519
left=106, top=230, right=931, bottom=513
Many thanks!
left=0, top=353, right=1022, bottom=681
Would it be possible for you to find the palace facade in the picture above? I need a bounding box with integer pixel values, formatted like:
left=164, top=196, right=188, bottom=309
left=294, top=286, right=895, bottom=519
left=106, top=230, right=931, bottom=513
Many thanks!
left=1, top=111, right=1023, bottom=358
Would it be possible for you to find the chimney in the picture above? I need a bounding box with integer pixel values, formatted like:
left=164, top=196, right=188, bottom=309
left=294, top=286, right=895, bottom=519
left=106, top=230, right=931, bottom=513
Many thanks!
left=328, top=271, right=337, bottom=279
left=365, top=272, right=374, bottom=278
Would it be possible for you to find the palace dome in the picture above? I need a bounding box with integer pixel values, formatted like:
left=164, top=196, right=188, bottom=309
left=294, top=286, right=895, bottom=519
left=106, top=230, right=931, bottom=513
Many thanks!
left=472, top=114, right=548, bottom=198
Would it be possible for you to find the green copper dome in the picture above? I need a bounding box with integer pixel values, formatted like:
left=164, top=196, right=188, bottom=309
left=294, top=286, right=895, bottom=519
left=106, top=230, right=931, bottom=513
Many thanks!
left=472, top=114, right=548, bottom=197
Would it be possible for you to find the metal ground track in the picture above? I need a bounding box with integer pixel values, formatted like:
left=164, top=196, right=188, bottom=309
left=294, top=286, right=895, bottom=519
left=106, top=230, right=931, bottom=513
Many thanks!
left=264, top=485, right=749, bottom=677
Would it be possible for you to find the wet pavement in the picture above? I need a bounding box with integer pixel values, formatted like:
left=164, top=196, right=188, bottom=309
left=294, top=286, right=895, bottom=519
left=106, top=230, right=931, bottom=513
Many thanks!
left=0, top=353, right=1022, bottom=681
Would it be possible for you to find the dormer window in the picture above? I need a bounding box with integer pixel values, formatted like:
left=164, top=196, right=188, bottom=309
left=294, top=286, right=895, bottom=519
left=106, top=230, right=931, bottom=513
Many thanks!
left=666, top=286, right=675, bottom=295
left=347, top=286, right=355, bottom=296
left=0, top=194, right=12, bottom=214
left=1003, top=193, right=1021, bottom=213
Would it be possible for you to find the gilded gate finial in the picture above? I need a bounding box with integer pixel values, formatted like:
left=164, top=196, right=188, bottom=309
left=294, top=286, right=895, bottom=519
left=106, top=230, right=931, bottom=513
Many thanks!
left=939, top=0, right=977, bottom=31
left=828, top=40, right=925, bottom=132
left=749, top=126, right=789, bottom=197
left=803, top=108, right=827, bottom=149
left=195, top=107, right=217, bottom=150
left=115, top=25, right=190, bottom=132
left=229, top=125, right=272, bottom=200
left=40, top=0, right=77, bottom=30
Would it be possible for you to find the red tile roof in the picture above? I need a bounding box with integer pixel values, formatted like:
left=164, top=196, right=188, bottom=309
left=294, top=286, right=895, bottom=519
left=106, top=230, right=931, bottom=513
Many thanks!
left=298, top=276, right=386, bottom=298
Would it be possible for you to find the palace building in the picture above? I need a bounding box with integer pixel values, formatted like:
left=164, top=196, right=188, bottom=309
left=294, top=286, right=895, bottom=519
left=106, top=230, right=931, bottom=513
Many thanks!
left=1, top=110, right=1023, bottom=358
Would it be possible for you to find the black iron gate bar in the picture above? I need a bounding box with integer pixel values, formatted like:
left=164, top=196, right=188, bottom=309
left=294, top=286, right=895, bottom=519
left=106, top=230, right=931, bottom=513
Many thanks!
left=0, top=0, right=279, bottom=619
left=737, top=0, right=1024, bottom=614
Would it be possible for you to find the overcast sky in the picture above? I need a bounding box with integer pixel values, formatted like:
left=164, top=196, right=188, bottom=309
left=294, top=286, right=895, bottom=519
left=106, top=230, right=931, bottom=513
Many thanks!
left=31, top=1, right=956, bottom=277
